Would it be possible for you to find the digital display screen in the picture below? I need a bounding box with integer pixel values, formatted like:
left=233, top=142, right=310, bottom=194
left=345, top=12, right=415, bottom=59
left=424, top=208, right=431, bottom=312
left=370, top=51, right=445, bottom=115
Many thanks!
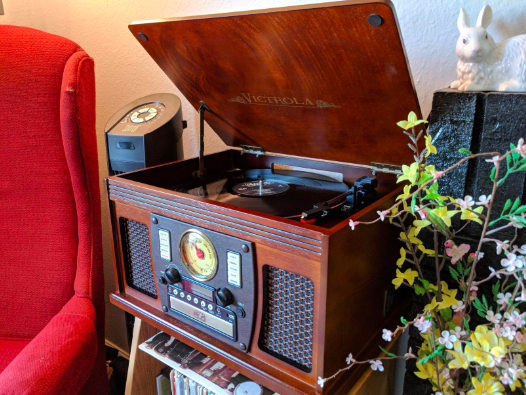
left=182, top=279, right=214, bottom=302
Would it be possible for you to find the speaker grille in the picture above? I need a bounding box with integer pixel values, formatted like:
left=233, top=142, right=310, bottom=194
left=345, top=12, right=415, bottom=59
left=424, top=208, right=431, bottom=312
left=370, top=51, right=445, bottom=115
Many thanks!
left=259, top=267, right=314, bottom=372
left=121, top=218, right=157, bottom=298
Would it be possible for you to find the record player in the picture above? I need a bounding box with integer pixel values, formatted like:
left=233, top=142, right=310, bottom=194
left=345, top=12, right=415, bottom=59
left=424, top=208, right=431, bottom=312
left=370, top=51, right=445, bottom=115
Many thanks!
left=106, top=1, right=421, bottom=394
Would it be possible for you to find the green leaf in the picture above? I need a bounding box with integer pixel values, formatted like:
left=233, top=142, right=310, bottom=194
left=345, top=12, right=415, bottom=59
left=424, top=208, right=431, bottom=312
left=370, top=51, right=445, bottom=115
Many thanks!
left=401, top=317, right=408, bottom=325
left=514, top=205, right=526, bottom=215
left=502, top=199, right=512, bottom=215
left=511, top=197, right=521, bottom=213
left=504, top=281, right=518, bottom=291
left=507, top=153, right=512, bottom=169
left=414, top=284, right=426, bottom=295
left=459, top=148, right=472, bottom=156
left=456, top=262, right=464, bottom=277
left=415, top=173, right=433, bottom=186
left=418, top=345, right=444, bottom=364
left=492, top=281, right=501, bottom=301
left=464, top=318, right=470, bottom=331
left=426, top=211, right=448, bottom=233
left=477, top=366, right=487, bottom=381
left=449, top=266, right=460, bottom=282
left=379, top=345, right=396, bottom=357
left=411, top=193, right=417, bottom=215
left=482, top=295, right=489, bottom=310
left=419, top=278, right=430, bottom=290
left=439, top=308, right=453, bottom=321
left=490, top=167, right=496, bottom=181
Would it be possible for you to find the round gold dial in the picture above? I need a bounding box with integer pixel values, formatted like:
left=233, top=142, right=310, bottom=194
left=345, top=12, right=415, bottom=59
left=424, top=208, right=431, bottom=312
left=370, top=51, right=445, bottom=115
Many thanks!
left=179, top=230, right=218, bottom=281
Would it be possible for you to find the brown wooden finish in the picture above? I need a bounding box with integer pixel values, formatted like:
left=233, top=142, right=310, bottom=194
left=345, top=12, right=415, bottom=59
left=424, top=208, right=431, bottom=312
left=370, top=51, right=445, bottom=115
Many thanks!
left=125, top=318, right=165, bottom=395
left=105, top=149, right=409, bottom=394
left=128, top=0, right=421, bottom=167
left=106, top=2, right=417, bottom=394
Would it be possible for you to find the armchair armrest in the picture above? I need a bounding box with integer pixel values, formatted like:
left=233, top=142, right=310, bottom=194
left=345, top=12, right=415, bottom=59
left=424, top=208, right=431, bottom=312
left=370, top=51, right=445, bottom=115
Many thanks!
left=0, top=295, right=98, bottom=395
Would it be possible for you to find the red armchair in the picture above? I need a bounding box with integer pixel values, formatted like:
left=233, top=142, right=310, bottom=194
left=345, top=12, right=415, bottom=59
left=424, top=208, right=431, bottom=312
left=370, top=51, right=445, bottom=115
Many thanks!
left=0, top=26, right=107, bottom=394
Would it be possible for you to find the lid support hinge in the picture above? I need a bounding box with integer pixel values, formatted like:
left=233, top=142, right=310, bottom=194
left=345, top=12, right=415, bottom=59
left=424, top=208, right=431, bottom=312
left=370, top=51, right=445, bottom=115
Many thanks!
left=240, top=145, right=265, bottom=157
left=370, top=162, right=403, bottom=176
left=193, top=101, right=212, bottom=183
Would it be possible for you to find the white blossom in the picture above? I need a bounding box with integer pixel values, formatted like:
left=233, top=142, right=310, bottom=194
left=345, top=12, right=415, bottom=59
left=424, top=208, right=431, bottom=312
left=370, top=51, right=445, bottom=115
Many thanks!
left=377, top=210, right=389, bottom=221
left=369, top=360, right=384, bottom=371
left=382, top=329, right=393, bottom=342
left=349, top=220, right=359, bottom=230
left=476, top=195, right=492, bottom=206
left=451, top=300, right=465, bottom=313
left=489, top=267, right=501, bottom=279
left=505, top=311, right=526, bottom=328
left=515, top=290, right=526, bottom=303
left=501, top=253, right=523, bottom=272
left=501, top=326, right=517, bottom=341
left=517, top=138, right=526, bottom=158
left=517, top=244, right=526, bottom=255
left=486, top=310, right=502, bottom=324
left=495, top=240, right=510, bottom=255
left=346, top=353, right=354, bottom=365
left=438, top=330, right=457, bottom=349
left=414, top=316, right=432, bottom=333
left=497, top=292, right=512, bottom=306
left=456, top=195, right=474, bottom=209
left=317, top=377, right=324, bottom=388
left=486, top=155, right=500, bottom=165
left=451, top=326, right=466, bottom=339
left=500, top=372, right=513, bottom=386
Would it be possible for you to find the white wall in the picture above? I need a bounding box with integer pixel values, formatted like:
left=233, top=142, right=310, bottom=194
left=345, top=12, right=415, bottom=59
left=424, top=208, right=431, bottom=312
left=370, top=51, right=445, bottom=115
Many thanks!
left=2, top=0, right=526, bottom=352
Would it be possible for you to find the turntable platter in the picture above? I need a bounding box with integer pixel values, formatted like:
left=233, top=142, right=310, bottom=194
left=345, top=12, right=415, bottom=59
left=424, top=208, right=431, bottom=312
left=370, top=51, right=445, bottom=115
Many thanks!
left=176, top=169, right=349, bottom=218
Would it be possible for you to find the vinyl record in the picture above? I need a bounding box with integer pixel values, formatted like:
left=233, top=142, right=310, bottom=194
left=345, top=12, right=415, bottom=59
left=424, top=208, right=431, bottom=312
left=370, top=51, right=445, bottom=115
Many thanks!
left=176, top=169, right=349, bottom=218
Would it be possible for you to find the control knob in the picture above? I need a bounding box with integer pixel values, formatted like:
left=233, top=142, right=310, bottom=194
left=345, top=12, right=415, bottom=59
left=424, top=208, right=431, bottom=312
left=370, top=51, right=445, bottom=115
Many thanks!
left=165, top=268, right=181, bottom=284
left=216, top=287, right=234, bottom=307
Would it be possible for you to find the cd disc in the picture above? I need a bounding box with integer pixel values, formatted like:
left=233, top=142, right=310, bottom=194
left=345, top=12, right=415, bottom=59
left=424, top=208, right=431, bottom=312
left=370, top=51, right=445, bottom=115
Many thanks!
left=176, top=169, right=349, bottom=218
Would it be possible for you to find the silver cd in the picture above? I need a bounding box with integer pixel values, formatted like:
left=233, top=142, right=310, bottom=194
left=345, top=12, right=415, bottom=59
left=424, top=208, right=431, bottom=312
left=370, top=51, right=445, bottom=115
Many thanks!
left=232, top=179, right=290, bottom=197
left=233, top=381, right=263, bottom=395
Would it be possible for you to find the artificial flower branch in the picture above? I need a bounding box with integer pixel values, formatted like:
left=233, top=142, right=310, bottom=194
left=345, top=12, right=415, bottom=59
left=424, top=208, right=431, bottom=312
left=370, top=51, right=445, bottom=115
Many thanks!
left=322, top=112, right=526, bottom=395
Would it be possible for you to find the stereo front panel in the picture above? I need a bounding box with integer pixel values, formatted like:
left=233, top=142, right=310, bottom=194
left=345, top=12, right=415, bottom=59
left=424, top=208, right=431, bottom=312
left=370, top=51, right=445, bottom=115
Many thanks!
left=150, top=214, right=256, bottom=352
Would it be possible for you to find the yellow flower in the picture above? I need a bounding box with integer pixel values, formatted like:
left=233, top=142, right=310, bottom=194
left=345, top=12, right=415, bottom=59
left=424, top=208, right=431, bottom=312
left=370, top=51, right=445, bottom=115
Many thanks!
left=431, top=206, right=460, bottom=227
left=397, top=162, right=420, bottom=184
left=413, top=219, right=431, bottom=235
left=467, top=373, right=504, bottom=395
left=414, top=361, right=436, bottom=380
left=396, top=185, right=412, bottom=201
left=447, top=341, right=469, bottom=369
left=424, top=296, right=439, bottom=312
left=392, top=268, right=419, bottom=289
left=461, top=206, right=484, bottom=225
left=396, top=248, right=406, bottom=268
left=400, top=228, right=422, bottom=246
left=417, top=244, right=435, bottom=256
left=397, top=111, right=428, bottom=130
left=389, top=206, right=399, bottom=224
left=437, top=289, right=458, bottom=310
left=424, top=135, right=437, bottom=157
left=465, top=326, right=507, bottom=368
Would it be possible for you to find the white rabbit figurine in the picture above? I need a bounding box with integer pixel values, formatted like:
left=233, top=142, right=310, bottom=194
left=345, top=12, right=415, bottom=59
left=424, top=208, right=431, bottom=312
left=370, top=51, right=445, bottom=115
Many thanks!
left=451, top=5, right=526, bottom=92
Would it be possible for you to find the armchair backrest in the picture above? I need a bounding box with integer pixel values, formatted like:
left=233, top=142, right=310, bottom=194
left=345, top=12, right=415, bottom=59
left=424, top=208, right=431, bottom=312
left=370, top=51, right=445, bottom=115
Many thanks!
left=0, top=25, right=102, bottom=340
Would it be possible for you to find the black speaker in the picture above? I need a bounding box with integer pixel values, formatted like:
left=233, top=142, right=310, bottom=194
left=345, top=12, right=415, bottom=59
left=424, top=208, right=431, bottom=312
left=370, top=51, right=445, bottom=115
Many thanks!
left=105, top=93, right=186, bottom=175
left=120, top=218, right=157, bottom=298
left=259, top=266, right=314, bottom=372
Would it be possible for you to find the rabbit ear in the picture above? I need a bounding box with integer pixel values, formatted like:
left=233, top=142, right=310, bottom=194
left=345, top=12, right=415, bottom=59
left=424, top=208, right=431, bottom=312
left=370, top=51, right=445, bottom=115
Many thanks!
left=476, top=5, right=493, bottom=28
left=458, top=8, right=470, bottom=31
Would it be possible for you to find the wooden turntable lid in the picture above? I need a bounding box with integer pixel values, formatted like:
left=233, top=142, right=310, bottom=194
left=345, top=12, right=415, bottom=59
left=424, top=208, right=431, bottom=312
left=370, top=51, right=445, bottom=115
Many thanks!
left=129, top=0, right=421, bottom=167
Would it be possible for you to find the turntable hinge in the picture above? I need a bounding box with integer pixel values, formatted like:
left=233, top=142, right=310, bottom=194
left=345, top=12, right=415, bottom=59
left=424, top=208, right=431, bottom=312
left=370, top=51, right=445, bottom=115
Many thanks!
left=370, top=162, right=403, bottom=176
left=240, top=145, right=266, bottom=157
